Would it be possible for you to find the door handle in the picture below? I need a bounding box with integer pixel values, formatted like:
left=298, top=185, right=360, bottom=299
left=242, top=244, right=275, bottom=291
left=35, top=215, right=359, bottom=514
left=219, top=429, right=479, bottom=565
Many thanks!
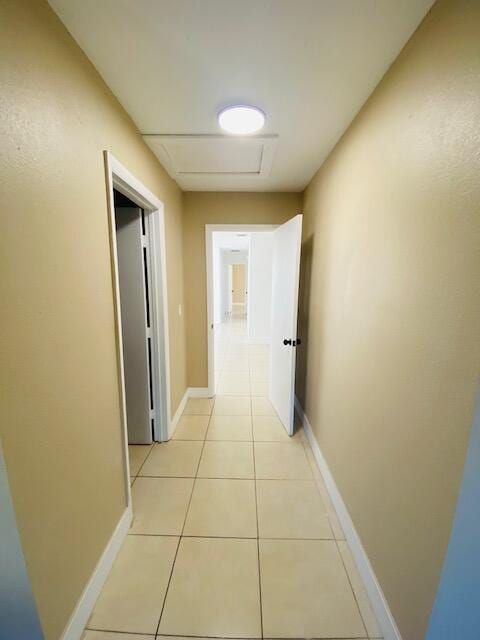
left=283, top=338, right=302, bottom=346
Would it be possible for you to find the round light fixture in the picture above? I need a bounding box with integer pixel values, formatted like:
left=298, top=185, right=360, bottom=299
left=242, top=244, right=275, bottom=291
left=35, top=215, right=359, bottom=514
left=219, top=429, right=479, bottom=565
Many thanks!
left=218, top=105, right=265, bottom=135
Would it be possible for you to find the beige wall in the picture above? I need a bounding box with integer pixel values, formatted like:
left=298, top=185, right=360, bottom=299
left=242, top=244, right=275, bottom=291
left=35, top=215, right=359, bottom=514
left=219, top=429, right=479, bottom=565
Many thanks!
left=297, top=1, right=480, bottom=638
left=0, top=1, right=187, bottom=638
left=232, top=264, right=246, bottom=303
left=183, top=192, right=302, bottom=387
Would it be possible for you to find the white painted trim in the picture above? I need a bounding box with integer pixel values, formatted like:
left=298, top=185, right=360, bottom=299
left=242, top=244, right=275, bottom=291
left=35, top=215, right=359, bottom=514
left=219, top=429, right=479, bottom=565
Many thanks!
left=206, top=226, right=215, bottom=396
left=103, top=153, right=132, bottom=508
left=188, top=387, right=211, bottom=398
left=104, top=151, right=171, bottom=451
left=60, top=506, right=132, bottom=640
left=147, top=198, right=172, bottom=439
left=294, top=397, right=402, bottom=640
left=169, top=389, right=189, bottom=439
left=205, top=224, right=278, bottom=397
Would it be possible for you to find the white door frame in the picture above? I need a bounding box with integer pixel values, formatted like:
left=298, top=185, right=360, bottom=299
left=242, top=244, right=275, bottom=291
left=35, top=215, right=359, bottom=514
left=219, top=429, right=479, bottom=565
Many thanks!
left=228, top=263, right=233, bottom=313
left=104, top=151, right=171, bottom=505
left=205, top=224, right=277, bottom=397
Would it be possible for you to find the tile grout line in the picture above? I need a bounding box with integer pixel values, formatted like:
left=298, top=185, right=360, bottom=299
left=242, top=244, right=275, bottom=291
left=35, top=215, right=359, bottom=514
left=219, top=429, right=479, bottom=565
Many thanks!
left=153, top=406, right=214, bottom=638
left=87, top=626, right=156, bottom=636
left=128, top=441, right=156, bottom=486
left=135, top=442, right=156, bottom=478
left=126, top=533, right=337, bottom=541
left=250, top=321, right=265, bottom=639
left=333, top=535, right=370, bottom=639
left=250, top=372, right=265, bottom=640
left=154, top=636, right=369, bottom=640
left=135, top=474, right=318, bottom=481
left=299, top=435, right=336, bottom=539
left=298, top=430, right=371, bottom=638
left=86, top=628, right=369, bottom=640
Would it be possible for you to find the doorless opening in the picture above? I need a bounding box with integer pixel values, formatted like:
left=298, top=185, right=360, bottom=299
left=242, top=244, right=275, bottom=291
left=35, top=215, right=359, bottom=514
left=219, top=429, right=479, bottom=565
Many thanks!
left=104, top=151, right=171, bottom=506
left=114, top=190, right=155, bottom=444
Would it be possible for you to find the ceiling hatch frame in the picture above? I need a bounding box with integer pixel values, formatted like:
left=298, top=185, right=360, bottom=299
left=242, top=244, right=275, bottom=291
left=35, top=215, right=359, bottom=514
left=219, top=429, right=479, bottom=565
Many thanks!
left=142, top=134, right=278, bottom=181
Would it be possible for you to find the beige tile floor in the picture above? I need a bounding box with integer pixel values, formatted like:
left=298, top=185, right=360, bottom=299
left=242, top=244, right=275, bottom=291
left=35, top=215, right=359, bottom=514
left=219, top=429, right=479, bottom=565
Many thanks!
left=84, top=312, right=382, bottom=640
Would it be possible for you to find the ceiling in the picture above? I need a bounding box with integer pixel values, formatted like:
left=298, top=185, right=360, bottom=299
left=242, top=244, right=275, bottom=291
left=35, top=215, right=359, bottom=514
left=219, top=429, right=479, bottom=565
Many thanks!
left=49, top=0, right=433, bottom=192
left=213, top=232, right=250, bottom=251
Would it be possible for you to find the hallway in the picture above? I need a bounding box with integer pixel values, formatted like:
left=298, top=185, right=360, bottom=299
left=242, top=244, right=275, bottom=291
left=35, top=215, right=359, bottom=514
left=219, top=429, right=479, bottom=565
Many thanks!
left=3, top=2, right=480, bottom=638
left=83, top=313, right=381, bottom=640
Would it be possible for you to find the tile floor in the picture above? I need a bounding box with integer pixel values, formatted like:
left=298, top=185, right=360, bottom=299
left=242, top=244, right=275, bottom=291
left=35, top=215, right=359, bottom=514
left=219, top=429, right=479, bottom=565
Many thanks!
left=84, top=311, right=382, bottom=640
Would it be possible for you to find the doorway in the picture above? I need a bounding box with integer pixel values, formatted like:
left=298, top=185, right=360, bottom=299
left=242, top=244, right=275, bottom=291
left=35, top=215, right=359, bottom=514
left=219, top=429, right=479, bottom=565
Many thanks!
left=104, top=152, right=171, bottom=502
left=206, top=218, right=303, bottom=435
left=114, top=190, right=154, bottom=445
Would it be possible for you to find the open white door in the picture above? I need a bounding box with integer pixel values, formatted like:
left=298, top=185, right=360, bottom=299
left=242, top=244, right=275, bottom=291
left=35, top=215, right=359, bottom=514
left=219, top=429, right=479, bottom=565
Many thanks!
left=269, top=214, right=303, bottom=435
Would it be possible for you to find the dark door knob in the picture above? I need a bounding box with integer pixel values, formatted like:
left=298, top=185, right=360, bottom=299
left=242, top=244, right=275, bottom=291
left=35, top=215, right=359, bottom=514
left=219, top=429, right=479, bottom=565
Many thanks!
left=284, top=338, right=302, bottom=346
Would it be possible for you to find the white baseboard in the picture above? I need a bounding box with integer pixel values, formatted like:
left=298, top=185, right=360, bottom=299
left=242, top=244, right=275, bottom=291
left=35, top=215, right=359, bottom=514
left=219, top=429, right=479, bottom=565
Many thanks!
left=168, top=388, right=212, bottom=439
left=60, top=506, right=132, bottom=640
left=188, top=387, right=211, bottom=398
left=294, top=397, right=402, bottom=640
left=169, top=388, right=189, bottom=439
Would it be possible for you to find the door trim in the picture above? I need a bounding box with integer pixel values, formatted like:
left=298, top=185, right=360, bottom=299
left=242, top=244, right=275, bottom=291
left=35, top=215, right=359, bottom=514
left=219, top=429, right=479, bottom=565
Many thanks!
left=104, top=151, right=171, bottom=506
left=205, top=224, right=277, bottom=397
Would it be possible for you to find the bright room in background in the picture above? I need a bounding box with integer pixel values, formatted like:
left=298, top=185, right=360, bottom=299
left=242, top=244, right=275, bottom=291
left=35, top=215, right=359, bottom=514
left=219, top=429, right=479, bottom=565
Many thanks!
left=211, top=229, right=276, bottom=391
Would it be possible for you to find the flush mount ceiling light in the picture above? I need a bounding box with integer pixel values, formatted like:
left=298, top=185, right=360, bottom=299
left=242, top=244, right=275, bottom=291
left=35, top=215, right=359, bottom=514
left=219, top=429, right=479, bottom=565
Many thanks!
left=218, top=105, right=265, bottom=135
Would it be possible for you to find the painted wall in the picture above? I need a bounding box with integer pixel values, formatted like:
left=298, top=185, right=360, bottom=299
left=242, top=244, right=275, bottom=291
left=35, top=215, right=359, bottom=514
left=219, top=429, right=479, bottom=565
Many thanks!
left=0, top=0, right=187, bottom=637
left=297, top=1, right=480, bottom=638
left=248, top=233, right=274, bottom=341
left=231, top=264, right=246, bottom=303
left=183, top=192, right=302, bottom=387
left=426, top=389, right=480, bottom=639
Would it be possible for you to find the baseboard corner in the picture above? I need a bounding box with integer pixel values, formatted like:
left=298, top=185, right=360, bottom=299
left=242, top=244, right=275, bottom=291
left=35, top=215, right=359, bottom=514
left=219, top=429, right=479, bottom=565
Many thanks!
left=169, top=388, right=189, bottom=438
left=188, top=387, right=211, bottom=398
left=169, top=387, right=212, bottom=439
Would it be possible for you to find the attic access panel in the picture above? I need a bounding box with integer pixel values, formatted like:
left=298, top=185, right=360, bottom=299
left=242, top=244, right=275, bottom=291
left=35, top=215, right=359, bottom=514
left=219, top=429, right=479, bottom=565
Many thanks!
left=143, top=134, right=277, bottom=179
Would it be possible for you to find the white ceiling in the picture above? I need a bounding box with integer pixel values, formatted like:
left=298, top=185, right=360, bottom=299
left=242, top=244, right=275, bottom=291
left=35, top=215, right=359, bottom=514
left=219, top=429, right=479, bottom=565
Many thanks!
left=49, top=0, right=433, bottom=192
left=214, top=232, right=250, bottom=251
